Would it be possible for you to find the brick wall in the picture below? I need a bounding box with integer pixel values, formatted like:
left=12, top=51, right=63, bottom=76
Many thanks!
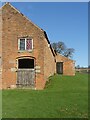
left=0, top=7, right=2, bottom=89
left=2, top=3, right=47, bottom=89
left=44, top=37, right=55, bottom=82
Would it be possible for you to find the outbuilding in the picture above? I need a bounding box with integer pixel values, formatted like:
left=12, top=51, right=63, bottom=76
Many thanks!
left=0, top=3, right=75, bottom=89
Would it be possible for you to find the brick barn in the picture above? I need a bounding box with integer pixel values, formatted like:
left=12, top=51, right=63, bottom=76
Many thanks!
left=0, top=3, right=75, bottom=90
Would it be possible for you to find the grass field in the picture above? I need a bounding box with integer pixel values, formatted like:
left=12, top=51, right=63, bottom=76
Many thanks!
left=2, top=73, right=88, bottom=118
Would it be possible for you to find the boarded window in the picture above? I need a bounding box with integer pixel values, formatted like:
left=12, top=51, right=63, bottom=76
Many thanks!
left=26, top=39, right=32, bottom=50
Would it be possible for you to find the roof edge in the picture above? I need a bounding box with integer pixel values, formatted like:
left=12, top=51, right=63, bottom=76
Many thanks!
left=56, top=52, right=75, bottom=62
left=43, top=31, right=56, bottom=57
left=0, top=2, right=9, bottom=9
left=1, top=2, right=43, bottom=32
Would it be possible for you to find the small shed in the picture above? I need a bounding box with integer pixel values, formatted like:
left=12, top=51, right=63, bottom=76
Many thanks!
left=56, top=53, right=75, bottom=76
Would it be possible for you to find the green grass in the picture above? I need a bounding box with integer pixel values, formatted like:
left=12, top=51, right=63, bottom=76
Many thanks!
left=2, top=73, right=88, bottom=118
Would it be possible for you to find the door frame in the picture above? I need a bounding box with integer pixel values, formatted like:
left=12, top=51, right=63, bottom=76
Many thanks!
left=16, top=56, right=36, bottom=87
left=56, top=62, right=63, bottom=74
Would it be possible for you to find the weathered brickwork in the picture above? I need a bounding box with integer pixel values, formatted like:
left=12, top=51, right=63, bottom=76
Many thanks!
left=56, top=53, right=75, bottom=76
left=1, top=3, right=45, bottom=89
left=0, top=3, right=75, bottom=89
left=44, top=37, right=56, bottom=80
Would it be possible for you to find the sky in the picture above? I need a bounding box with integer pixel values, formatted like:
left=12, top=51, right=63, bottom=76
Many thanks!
left=1, top=2, right=88, bottom=67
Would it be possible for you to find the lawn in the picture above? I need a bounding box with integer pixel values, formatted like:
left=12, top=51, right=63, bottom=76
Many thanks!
left=2, top=73, right=88, bottom=118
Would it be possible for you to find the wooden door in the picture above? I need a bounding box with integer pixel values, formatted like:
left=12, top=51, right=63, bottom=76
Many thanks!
left=17, top=69, right=35, bottom=88
left=56, top=62, right=63, bottom=74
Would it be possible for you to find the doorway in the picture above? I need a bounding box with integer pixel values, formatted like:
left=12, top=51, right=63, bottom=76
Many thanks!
left=17, top=58, right=35, bottom=88
left=56, top=62, right=63, bottom=74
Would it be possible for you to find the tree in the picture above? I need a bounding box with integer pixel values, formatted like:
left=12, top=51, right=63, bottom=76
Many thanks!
left=63, top=48, right=75, bottom=58
left=51, top=41, right=75, bottom=59
left=51, top=42, right=57, bottom=52
left=57, top=41, right=66, bottom=54
left=76, top=65, right=80, bottom=69
left=51, top=41, right=66, bottom=54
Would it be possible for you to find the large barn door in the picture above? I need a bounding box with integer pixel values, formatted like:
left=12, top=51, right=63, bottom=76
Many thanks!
left=56, top=62, right=63, bottom=74
left=17, top=58, right=35, bottom=88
